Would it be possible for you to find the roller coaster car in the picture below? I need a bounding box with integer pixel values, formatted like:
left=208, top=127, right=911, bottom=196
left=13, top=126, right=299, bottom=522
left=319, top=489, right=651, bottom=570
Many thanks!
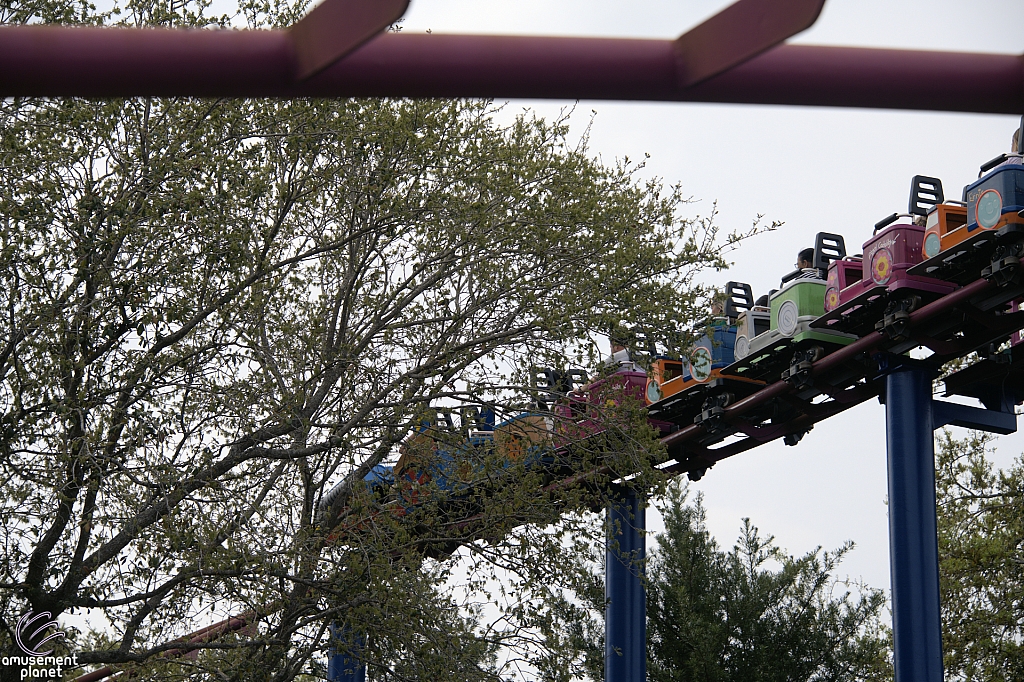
left=494, top=412, right=553, bottom=463
left=723, top=233, right=858, bottom=383
left=813, top=176, right=958, bottom=337
left=910, top=162, right=1024, bottom=287
left=645, top=281, right=765, bottom=426
left=363, top=464, right=396, bottom=503
left=555, top=369, right=653, bottom=442
left=394, top=369, right=657, bottom=506
left=921, top=204, right=968, bottom=260
left=733, top=303, right=771, bottom=361
left=395, top=407, right=512, bottom=505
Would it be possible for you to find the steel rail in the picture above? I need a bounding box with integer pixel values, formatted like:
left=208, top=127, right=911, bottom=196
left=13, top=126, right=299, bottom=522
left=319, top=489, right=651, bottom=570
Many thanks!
left=73, top=612, right=256, bottom=682
left=668, top=383, right=880, bottom=470
left=406, top=277, right=1000, bottom=534
left=0, top=28, right=1021, bottom=113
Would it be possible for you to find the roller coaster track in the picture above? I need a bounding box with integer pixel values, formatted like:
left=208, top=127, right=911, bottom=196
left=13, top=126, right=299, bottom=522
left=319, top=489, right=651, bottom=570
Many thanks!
left=658, top=275, right=1023, bottom=476
left=1, top=0, right=1021, bottom=114
left=73, top=267, right=1024, bottom=682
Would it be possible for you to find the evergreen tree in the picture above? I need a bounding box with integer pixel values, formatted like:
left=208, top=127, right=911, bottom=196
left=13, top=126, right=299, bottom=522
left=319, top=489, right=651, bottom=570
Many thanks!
left=536, top=482, right=893, bottom=682
left=645, top=482, right=891, bottom=682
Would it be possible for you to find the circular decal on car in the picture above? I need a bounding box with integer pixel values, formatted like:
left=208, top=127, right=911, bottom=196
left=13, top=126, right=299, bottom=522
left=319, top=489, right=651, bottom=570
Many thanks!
left=645, top=379, right=663, bottom=404
left=777, top=299, right=800, bottom=337
left=870, top=246, right=893, bottom=285
left=734, top=334, right=750, bottom=360
left=689, top=346, right=713, bottom=383
left=824, top=286, right=840, bottom=312
left=977, top=189, right=1002, bottom=229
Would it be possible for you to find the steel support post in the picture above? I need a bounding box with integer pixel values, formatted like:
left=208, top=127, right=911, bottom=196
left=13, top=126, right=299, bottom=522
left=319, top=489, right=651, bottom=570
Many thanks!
left=605, top=488, right=646, bottom=682
left=885, top=367, right=944, bottom=682
left=328, top=623, right=365, bottom=682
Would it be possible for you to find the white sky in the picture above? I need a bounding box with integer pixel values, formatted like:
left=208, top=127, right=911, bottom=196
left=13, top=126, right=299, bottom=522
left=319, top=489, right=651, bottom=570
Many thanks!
left=397, top=0, right=1024, bottom=595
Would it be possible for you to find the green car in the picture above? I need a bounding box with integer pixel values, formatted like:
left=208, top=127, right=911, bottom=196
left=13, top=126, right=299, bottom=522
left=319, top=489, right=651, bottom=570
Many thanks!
left=728, top=233, right=858, bottom=382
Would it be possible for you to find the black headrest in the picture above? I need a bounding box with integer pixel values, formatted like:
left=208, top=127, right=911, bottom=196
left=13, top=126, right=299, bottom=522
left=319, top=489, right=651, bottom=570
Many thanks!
left=813, top=233, right=846, bottom=271
left=723, top=281, right=754, bottom=320
left=909, top=175, right=945, bottom=216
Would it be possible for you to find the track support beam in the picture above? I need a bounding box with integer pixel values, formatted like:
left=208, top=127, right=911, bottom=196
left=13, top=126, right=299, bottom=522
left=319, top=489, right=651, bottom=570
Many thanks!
left=885, top=366, right=944, bottom=682
left=880, top=354, right=1018, bottom=681
left=328, top=623, right=365, bottom=682
left=605, top=489, right=646, bottom=682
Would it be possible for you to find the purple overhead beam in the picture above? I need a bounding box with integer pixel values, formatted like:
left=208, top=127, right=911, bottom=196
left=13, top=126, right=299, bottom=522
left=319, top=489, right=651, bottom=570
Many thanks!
left=0, top=27, right=1022, bottom=113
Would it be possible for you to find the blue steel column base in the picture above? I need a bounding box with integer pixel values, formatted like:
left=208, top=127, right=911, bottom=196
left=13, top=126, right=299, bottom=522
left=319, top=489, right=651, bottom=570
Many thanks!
left=885, top=366, right=944, bottom=682
left=605, top=488, right=646, bottom=682
left=328, top=623, right=366, bottom=682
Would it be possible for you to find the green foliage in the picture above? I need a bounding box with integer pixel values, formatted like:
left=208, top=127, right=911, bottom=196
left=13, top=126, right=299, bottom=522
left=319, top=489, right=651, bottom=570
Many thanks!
left=645, top=482, right=891, bottom=682
left=936, top=431, right=1024, bottom=681
left=0, top=2, right=743, bottom=679
left=533, top=482, right=892, bottom=682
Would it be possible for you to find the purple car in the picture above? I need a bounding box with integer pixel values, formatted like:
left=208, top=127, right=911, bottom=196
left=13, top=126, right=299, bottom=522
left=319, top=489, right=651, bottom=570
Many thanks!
left=815, top=177, right=958, bottom=335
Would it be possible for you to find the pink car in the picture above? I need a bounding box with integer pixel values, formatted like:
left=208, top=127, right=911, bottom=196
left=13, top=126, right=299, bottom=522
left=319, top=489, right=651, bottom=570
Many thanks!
left=815, top=177, right=958, bottom=336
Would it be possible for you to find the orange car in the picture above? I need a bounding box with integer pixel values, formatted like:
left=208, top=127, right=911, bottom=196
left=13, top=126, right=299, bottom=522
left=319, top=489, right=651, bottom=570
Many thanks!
left=921, top=203, right=968, bottom=259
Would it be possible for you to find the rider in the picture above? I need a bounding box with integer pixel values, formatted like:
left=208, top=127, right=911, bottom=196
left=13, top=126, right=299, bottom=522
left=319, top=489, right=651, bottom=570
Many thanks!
left=604, top=326, right=643, bottom=373
left=797, top=247, right=814, bottom=271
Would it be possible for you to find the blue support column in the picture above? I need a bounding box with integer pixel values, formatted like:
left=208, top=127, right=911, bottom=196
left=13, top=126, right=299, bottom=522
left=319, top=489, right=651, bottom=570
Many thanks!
left=605, top=488, right=646, bottom=682
left=328, top=623, right=366, bottom=682
left=885, top=367, right=944, bottom=682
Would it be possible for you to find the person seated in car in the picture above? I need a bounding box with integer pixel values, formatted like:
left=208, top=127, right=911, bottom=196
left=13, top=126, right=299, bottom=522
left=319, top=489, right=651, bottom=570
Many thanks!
left=603, top=327, right=643, bottom=373
left=797, top=247, right=814, bottom=271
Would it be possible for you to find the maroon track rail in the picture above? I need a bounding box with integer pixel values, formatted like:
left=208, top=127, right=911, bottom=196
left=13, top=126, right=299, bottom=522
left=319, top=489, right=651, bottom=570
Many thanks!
left=0, top=27, right=1021, bottom=114
left=73, top=612, right=257, bottom=682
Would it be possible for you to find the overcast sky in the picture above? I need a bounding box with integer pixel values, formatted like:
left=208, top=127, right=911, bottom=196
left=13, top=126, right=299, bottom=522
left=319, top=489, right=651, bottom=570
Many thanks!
left=397, top=0, right=1024, bottom=594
